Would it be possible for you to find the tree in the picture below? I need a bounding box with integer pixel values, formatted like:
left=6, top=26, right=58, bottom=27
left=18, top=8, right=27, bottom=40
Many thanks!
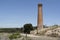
left=23, top=23, right=33, bottom=34
left=53, top=24, right=58, bottom=27
left=33, top=26, right=37, bottom=30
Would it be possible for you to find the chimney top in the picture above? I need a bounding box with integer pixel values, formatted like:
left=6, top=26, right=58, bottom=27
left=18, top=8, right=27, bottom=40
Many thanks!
left=38, top=3, right=42, bottom=6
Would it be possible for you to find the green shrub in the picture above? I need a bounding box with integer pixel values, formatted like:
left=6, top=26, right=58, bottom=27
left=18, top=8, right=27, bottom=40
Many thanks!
left=50, top=26, right=58, bottom=30
left=9, top=32, right=21, bottom=40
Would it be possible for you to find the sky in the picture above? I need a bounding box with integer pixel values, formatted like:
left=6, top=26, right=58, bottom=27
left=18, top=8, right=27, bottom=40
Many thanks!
left=0, top=0, right=60, bottom=28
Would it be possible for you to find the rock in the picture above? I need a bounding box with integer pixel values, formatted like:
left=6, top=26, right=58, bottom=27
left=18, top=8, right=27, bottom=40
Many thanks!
left=45, top=27, right=60, bottom=37
left=45, top=30, right=52, bottom=36
left=30, top=30, right=37, bottom=34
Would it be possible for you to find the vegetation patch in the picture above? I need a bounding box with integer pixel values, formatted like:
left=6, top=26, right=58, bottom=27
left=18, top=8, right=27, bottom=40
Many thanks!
left=9, top=32, right=21, bottom=40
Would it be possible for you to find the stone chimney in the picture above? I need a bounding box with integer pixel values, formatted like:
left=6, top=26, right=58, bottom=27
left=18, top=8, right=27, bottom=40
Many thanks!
left=37, top=3, right=43, bottom=31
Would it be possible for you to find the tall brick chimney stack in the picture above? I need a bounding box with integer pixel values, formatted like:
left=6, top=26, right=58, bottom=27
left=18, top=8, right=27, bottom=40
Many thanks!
left=37, top=3, right=43, bottom=31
